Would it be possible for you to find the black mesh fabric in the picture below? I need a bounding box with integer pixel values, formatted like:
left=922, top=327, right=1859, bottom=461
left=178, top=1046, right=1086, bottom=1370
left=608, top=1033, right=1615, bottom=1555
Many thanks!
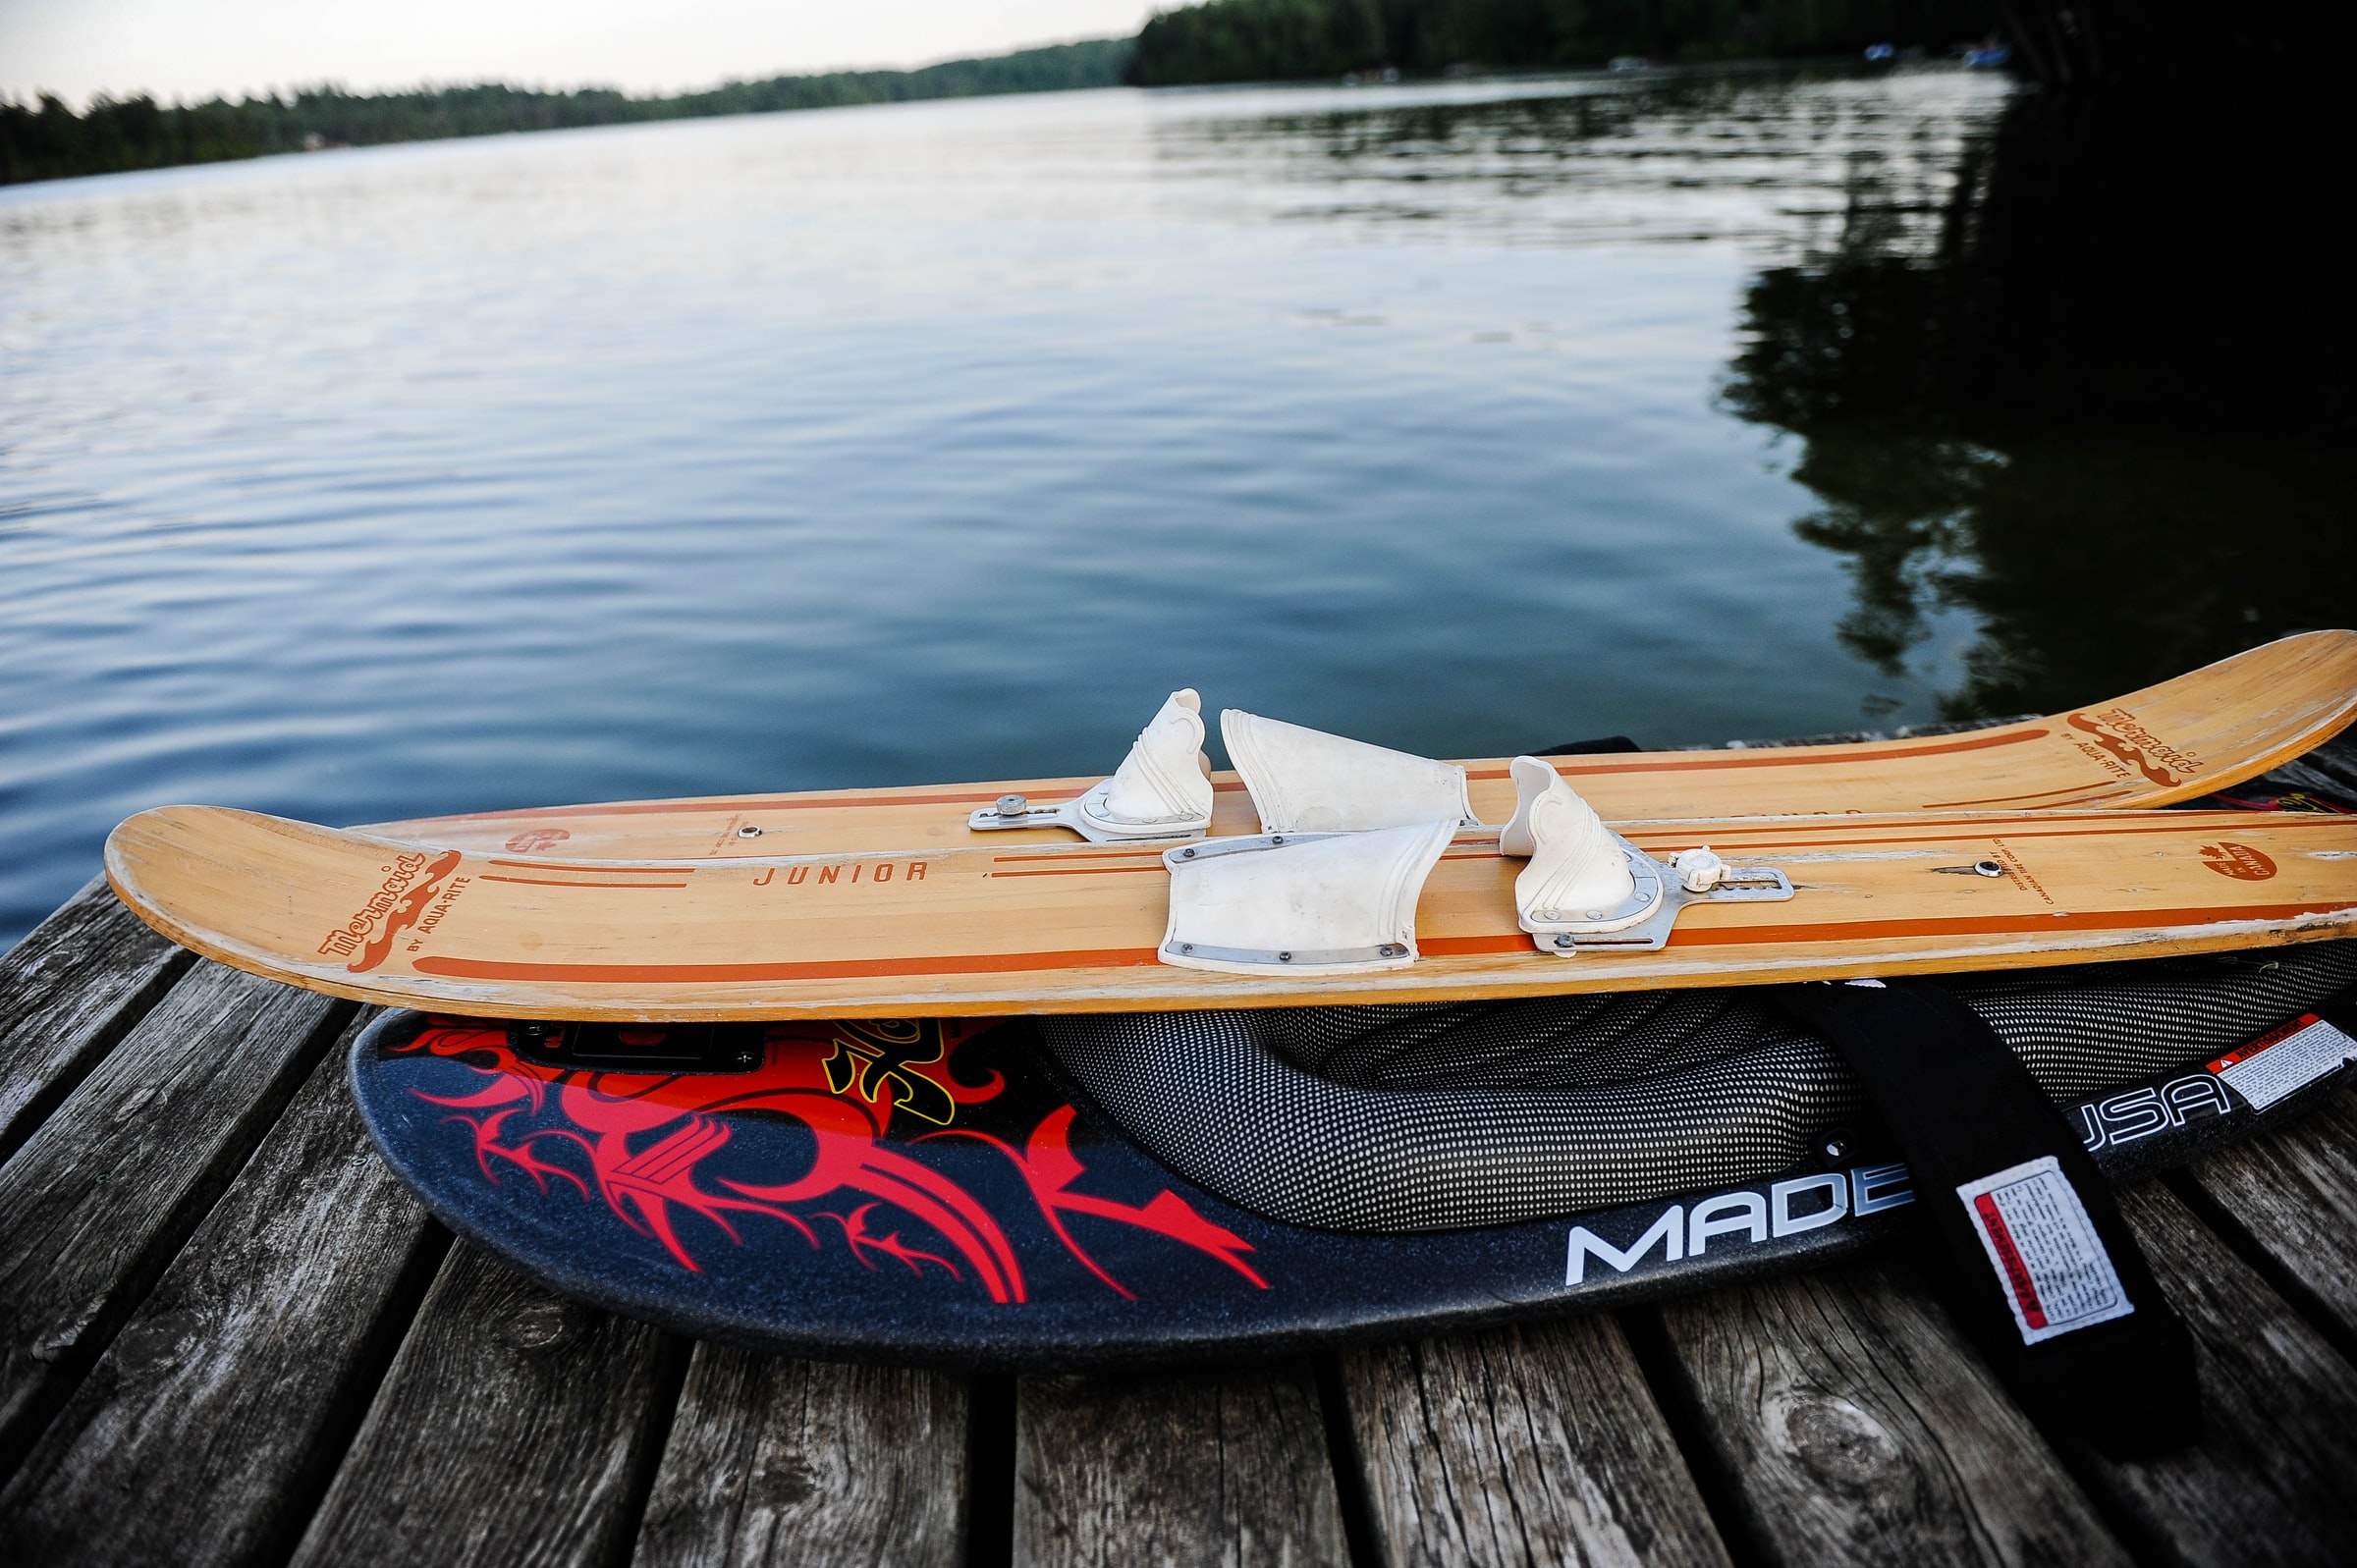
left=1039, top=941, right=2357, bottom=1233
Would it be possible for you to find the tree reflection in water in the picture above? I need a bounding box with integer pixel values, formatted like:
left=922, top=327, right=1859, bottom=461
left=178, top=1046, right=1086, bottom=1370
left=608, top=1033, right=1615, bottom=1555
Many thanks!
left=1724, top=86, right=2354, bottom=719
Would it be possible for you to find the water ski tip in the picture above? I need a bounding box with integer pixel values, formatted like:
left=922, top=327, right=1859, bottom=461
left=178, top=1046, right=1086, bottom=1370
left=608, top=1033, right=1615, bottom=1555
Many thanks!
left=105, top=805, right=486, bottom=1010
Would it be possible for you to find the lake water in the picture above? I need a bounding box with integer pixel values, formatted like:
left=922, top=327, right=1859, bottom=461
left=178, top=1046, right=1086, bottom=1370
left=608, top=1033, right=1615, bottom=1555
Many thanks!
left=2, top=66, right=2346, bottom=947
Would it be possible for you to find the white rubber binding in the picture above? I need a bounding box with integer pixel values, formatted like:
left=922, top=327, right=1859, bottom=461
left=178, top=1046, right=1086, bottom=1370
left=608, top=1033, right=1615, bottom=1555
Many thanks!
left=1221, top=711, right=1477, bottom=834
left=1506, top=757, right=1795, bottom=955
left=1502, top=753, right=1567, bottom=857
left=1158, top=822, right=1456, bottom=976
left=970, top=690, right=1215, bottom=842
left=1508, top=757, right=1643, bottom=927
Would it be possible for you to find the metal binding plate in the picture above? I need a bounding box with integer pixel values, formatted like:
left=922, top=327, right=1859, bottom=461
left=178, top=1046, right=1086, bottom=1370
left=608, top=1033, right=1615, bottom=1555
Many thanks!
left=1528, top=839, right=1792, bottom=956
left=1160, top=939, right=1412, bottom=967
left=967, top=783, right=1209, bottom=843
left=1163, top=831, right=1344, bottom=863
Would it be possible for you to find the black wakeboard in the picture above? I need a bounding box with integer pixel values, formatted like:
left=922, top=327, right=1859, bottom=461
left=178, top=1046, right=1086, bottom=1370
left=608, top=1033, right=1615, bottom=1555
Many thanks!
left=348, top=999, right=2355, bottom=1370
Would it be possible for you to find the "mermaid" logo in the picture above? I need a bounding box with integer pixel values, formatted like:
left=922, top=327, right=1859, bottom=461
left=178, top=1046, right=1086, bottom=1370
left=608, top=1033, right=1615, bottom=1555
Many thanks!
left=318, top=849, right=465, bottom=971
left=2065, top=709, right=2202, bottom=788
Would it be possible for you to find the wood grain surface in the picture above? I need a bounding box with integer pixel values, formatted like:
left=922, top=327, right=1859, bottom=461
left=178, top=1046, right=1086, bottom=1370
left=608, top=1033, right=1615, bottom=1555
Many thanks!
left=2072, top=1182, right=2357, bottom=1568
left=12, top=831, right=2357, bottom=1563
left=290, top=1243, right=684, bottom=1568
left=362, top=630, right=2357, bottom=860
left=1340, top=1317, right=1733, bottom=1568
left=103, top=804, right=2357, bottom=1020
left=1655, top=1258, right=2130, bottom=1568
left=2179, top=1087, right=2357, bottom=1343
left=0, top=1012, right=439, bottom=1567
left=0, top=960, right=350, bottom=1473
left=1014, top=1362, right=1350, bottom=1568
left=0, top=876, right=191, bottom=1162
left=631, top=1344, right=968, bottom=1568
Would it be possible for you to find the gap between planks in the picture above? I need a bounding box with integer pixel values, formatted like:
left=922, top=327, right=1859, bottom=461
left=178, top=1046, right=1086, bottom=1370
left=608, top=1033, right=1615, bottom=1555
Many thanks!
left=0, top=959, right=354, bottom=1481
left=9, top=877, right=2357, bottom=1565
left=2165, top=1085, right=2357, bottom=1359
left=1014, top=1360, right=1350, bottom=1568
left=0, top=876, right=193, bottom=1168
left=0, top=1010, right=451, bottom=1566
left=287, top=1241, right=690, bottom=1568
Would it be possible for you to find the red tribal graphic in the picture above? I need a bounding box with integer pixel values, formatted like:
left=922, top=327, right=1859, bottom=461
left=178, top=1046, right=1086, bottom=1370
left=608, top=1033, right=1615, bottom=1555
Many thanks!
left=392, top=1019, right=1266, bottom=1302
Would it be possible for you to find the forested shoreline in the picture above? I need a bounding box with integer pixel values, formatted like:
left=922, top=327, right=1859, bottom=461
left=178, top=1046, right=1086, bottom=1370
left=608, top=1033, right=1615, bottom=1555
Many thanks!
left=1129, top=0, right=1998, bottom=85
left=5, top=1, right=2001, bottom=189
left=0, top=38, right=1132, bottom=187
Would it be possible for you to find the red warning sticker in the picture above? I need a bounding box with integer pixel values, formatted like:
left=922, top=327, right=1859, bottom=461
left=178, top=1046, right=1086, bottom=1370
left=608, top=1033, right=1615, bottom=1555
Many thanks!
left=1956, top=1157, right=2134, bottom=1345
left=2207, top=1013, right=2357, bottom=1111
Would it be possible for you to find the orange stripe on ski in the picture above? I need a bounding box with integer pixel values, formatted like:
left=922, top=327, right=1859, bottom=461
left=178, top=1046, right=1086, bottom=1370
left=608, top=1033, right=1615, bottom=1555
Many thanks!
left=409, top=900, right=2357, bottom=986
left=478, top=876, right=692, bottom=889
left=1544, top=728, right=2048, bottom=774
left=1666, top=902, right=2357, bottom=947
left=1617, top=816, right=2313, bottom=850
left=417, top=787, right=1096, bottom=822
left=486, top=858, right=687, bottom=872
left=1919, top=782, right=2140, bottom=808
left=413, top=948, right=1165, bottom=983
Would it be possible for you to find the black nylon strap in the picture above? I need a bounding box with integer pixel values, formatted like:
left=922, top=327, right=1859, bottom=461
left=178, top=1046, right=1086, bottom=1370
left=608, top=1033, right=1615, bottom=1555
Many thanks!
left=1776, top=977, right=2199, bottom=1457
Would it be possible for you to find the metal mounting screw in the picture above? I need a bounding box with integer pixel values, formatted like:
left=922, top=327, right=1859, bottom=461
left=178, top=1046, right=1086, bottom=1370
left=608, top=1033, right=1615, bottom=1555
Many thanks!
left=1973, top=860, right=2004, bottom=877
left=1278, top=951, right=1292, bottom=962
left=1179, top=847, right=1197, bottom=859
left=996, top=794, right=1029, bottom=818
left=1820, top=1130, right=1852, bottom=1162
left=1554, top=934, right=1576, bottom=947
left=1378, top=944, right=1404, bottom=957
left=737, top=825, right=762, bottom=838
left=1271, top=835, right=1287, bottom=845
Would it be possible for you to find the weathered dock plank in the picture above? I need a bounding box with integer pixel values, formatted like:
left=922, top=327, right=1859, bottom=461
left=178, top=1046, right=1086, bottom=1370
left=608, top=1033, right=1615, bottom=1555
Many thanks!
left=1340, top=1317, right=1732, bottom=1568
left=2179, top=1088, right=2357, bottom=1343
left=2070, top=1182, right=2357, bottom=1568
left=631, top=1344, right=968, bottom=1568
left=0, top=1010, right=440, bottom=1566
left=1014, top=1362, right=1349, bottom=1568
left=0, top=960, right=350, bottom=1474
left=1656, top=1259, right=2130, bottom=1568
left=289, top=1244, right=683, bottom=1568
left=0, top=877, right=191, bottom=1164
left=7, top=872, right=2357, bottom=1568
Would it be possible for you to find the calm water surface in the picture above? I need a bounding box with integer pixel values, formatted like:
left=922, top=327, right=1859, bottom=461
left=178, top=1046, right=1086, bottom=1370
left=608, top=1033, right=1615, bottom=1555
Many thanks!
left=3, top=67, right=2346, bottom=946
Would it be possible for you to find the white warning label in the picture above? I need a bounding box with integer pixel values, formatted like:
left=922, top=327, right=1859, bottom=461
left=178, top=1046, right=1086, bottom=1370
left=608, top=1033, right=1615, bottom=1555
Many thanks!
left=2207, top=1013, right=2357, bottom=1111
left=1956, top=1156, right=2134, bottom=1345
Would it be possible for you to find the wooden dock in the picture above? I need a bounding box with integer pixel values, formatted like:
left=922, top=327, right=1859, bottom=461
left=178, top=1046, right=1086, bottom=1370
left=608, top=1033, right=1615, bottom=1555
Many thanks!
left=3, top=873, right=2356, bottom=1566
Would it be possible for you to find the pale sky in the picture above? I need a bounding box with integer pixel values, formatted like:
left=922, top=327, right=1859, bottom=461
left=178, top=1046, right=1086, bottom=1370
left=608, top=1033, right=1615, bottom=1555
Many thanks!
left=1, top=0, right=1162, bottom=108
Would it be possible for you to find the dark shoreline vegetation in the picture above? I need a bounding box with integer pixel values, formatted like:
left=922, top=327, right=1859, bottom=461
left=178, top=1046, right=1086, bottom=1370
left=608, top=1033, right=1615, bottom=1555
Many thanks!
left=1129, top=0, right=1997, bottom=85
left=0, top=37, right=1134, bottom=187
left=0, top=1, right=2002, bottom=188
left=1716, top=81, right=2354, bottom=717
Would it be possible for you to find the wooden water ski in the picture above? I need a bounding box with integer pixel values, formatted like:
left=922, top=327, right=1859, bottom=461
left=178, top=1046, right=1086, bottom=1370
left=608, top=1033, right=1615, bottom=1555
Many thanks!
left=108, top=803, right=2357, bottom=1021
left=361, top=632, right=2357, bottom=859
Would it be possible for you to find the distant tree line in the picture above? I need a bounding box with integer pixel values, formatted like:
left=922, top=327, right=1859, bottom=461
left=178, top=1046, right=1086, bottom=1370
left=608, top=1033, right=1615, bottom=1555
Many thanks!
left=1127, top=0, right=2000, bottom=85
left=1, top=37, right=1132, bottom=186
left=4, top=5, right=2017, bottom=189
